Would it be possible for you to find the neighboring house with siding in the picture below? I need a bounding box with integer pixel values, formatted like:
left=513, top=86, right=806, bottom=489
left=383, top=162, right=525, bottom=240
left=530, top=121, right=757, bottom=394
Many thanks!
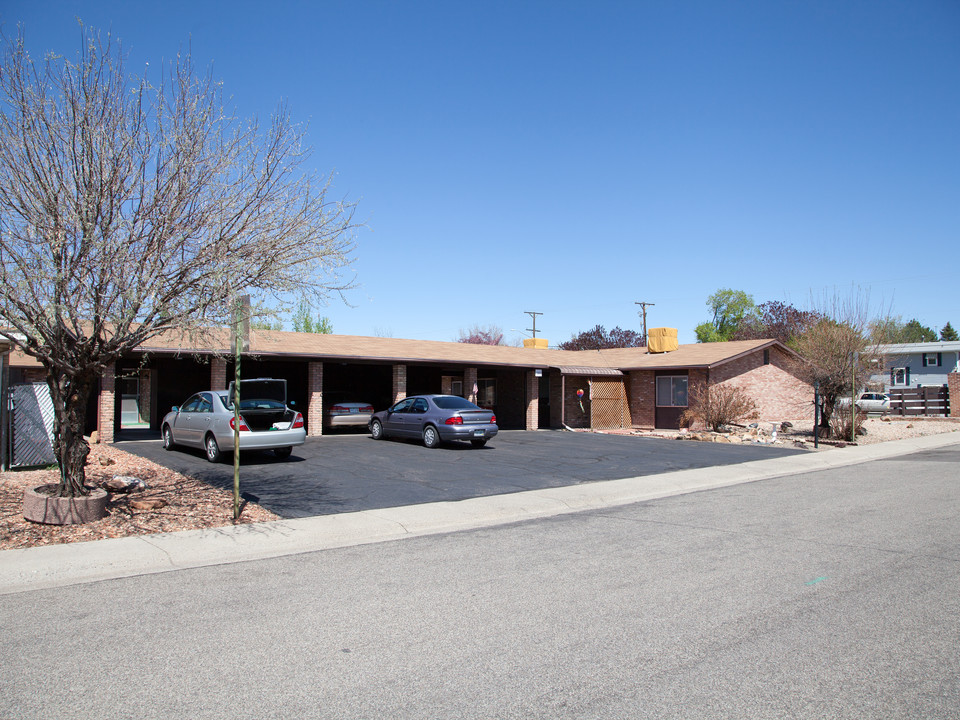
left=871, top=342, right=960, bottom=390
left=7, top=330, right=814, bottom=441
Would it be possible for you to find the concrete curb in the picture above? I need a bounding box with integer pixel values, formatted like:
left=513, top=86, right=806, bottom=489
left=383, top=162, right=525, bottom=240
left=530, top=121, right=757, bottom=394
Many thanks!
left=2, top=431, right=957, bottom=595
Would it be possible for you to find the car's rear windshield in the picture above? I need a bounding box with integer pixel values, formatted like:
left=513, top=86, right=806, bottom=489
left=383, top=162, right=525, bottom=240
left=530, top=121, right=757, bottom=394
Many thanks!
left=432, top=396, right=481, bottom=410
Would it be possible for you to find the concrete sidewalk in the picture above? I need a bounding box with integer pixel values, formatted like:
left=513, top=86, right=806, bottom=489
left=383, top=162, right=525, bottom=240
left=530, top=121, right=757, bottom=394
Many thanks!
left=2, top=431, right=958, bottom=595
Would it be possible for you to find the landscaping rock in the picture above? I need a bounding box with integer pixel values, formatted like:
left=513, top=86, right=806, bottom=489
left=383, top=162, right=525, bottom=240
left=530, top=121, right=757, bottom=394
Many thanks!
left=103, top=475, right=146, bottom=493
left=129, top=497, right=168, bottom=511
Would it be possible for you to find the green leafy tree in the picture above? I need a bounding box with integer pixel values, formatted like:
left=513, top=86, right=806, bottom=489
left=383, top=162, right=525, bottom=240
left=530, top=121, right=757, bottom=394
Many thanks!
left=0, top=26, right=356, bottom=498
left=291, top=298, right=333, bottom=334
left=871, top=317, right=938, bottom=343
left=695, top=289, right=757, bottom=343
left=251, top=319, right=284, bottom=331
left=901, top=319, right=938, bottom=343
left=941, top=322, right=958, bottom=341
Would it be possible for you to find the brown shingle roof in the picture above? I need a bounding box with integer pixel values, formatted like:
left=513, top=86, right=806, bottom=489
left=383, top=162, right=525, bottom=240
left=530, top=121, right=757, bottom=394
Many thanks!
left=8, top=328, right=788, bottom=373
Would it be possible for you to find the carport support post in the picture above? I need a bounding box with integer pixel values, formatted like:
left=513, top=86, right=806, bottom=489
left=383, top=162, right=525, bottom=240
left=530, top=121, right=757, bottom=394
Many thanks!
left=307, top=362, right=323, bottom=436
left=525, top=370, right=539, bottom=430
left=465, top=367, right=478, bottom=405
left=392, top=364, right=407, bottom=405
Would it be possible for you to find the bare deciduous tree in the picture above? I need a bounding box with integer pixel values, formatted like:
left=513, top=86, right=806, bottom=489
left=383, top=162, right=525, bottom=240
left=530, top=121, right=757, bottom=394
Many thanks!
left=457, top=324, right=506, bottom=346
left=793, top=291, right=884, bottom=436
left=0, top=26, right=357, bottom=497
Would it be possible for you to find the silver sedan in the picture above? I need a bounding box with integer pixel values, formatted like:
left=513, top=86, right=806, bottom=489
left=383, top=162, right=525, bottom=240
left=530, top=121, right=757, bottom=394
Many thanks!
left=369, top=394, right=498, bottom=448
left=161, top=379, right=306, bottom=462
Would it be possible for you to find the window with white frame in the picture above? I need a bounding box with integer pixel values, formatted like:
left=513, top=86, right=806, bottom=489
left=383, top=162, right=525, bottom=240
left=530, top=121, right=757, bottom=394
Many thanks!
left=891, top=367, right=909, bottom=386
left=656, top=375, right=688, bottom=407
left=923, top=353, right=941, bottom=367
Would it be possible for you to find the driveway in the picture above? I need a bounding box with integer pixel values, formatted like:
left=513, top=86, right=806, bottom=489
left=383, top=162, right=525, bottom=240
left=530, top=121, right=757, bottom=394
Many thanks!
left=117, top=430, right=805, bottom=518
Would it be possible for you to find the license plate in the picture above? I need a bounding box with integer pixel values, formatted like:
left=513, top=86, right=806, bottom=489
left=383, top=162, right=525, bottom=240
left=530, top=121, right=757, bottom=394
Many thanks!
left=473, top=429, right=485, bottom=437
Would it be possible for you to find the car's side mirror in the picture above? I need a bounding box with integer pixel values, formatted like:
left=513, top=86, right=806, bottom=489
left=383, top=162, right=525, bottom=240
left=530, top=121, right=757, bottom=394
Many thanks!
left=290, top=400, right=296, bottom=406
left=171, top=406, right=179, bottom=413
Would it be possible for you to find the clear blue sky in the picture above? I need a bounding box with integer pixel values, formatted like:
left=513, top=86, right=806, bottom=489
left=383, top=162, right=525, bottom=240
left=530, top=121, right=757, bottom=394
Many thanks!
left=4, top=1, right=958, bottom=345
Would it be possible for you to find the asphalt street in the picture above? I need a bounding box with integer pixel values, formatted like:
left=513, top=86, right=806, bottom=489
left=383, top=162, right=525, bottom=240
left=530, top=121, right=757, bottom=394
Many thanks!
left=2, top=443, right=958, bottom=719
left=117, top=429, right=805, bottom=517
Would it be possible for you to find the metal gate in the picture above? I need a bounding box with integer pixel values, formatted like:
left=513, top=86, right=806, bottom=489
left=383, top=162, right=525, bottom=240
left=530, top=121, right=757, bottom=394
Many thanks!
left=590, top=378, right=629, bottom=430
left=7, top=382, right=56, bottom=468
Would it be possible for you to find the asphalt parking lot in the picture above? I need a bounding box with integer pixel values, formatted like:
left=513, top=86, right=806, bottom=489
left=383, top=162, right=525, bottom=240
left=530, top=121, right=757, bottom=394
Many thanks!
left=117, top=429, right=806, bottom=518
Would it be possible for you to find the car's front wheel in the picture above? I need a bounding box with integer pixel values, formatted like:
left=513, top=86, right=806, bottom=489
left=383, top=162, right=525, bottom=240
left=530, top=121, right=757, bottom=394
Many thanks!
left=471, top=439, right=487, bottom=448
left=274, top=447, right=292, bottom=460
left=423, top=425, right=440, bottom=449
left=162, top=426, right=175, bottom=450
left=370, top=419, right=384, bottom=440
left=205, top=435, right=222, bottom=463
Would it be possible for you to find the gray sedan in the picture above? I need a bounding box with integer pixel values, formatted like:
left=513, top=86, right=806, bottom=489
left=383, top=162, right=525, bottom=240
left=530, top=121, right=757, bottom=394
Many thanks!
left=161, top=379, right=306, bottom=462
left=369, top=395, right=498, bottom=448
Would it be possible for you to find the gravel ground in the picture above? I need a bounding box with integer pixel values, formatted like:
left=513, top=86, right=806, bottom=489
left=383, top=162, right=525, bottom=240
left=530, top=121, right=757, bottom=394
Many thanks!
left=632, top=416, right=960, bottom=448
left=843, top=416, right=960, bottom=444
left=1, top=417, right=957, bottom=551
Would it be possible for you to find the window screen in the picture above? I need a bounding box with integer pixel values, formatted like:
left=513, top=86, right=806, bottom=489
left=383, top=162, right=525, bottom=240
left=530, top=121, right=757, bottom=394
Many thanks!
left=656, top=376, right=688, bottom=407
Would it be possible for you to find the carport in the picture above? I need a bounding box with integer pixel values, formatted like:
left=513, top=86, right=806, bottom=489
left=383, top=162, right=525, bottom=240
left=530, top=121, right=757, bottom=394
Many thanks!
left=556, top=367, right=629, bottom=430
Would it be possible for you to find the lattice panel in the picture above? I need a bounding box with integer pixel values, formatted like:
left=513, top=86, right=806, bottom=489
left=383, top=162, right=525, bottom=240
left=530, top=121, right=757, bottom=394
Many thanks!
left=590, top=378, right=629, bottom=429
left=9, top=382, right=56, bottom=468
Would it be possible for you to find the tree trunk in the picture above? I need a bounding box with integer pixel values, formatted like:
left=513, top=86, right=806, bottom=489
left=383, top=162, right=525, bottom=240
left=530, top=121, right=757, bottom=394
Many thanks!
left=46, top=369, right=96, bottom=498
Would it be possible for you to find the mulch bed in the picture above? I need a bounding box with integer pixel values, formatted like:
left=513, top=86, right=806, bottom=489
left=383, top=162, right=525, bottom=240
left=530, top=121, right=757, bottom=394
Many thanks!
left=0, top=443, right=279, bottom=551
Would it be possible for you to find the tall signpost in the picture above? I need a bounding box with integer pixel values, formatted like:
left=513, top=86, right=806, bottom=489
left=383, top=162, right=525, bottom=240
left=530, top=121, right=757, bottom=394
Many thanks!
left=231, top=295, right=250, bottom=522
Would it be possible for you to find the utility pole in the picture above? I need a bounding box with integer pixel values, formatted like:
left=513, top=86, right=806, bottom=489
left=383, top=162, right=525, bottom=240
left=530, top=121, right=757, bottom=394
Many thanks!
left=634, top=301, right=654, bottom=344
left=525, top=311, right=543, bottom=338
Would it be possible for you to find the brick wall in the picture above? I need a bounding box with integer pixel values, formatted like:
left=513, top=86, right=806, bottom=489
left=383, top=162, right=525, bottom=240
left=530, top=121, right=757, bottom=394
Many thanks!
left=98, top=363, right=116, bottom=443
left=711, top=346, right=812, bottom=425
left=627, top=370, right=655, bottom=427
left=949, top=373, right=960, bottom=418
left=464, top=367, right=478, bottom=405
left=307, top=362, right=323, bottom=437
left=564, top=376, right=592, bottom=428
left=392, top=364, right=407, bottom=405
left=525, top=371, right=539, bottom=430
left=211, top=358, right=227, bottom=391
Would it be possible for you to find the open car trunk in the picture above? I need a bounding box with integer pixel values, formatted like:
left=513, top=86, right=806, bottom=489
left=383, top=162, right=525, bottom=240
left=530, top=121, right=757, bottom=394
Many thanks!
left=228, top=378, right=297, bottom=432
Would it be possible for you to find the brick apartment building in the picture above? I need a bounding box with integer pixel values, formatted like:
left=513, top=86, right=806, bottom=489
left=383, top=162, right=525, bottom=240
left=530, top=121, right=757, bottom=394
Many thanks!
left=8, top=330, right=815, bottom=442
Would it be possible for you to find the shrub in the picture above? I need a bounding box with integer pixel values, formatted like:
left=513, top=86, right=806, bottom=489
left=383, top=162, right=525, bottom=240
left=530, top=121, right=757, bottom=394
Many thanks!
left=679, top=384, right=760, bottom=432
left=830, top=409, right=867, bottom=440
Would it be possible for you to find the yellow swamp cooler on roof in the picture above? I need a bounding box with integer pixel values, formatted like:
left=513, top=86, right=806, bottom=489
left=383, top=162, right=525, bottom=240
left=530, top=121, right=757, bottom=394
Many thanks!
left=647, top=327, right=679, bottom=353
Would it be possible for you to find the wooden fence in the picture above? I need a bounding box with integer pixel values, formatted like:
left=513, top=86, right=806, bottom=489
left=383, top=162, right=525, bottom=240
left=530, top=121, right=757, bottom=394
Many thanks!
left=887, top=386, right=950, bottom=416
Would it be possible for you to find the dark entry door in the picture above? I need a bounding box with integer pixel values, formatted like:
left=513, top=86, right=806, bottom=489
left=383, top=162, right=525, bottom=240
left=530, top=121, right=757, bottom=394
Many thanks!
left=538, top=374, right=550, bottom=428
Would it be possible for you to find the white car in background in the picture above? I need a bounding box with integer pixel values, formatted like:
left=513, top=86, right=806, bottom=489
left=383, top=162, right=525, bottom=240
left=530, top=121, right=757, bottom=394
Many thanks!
left=837, top=392, right=891, bottom=415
